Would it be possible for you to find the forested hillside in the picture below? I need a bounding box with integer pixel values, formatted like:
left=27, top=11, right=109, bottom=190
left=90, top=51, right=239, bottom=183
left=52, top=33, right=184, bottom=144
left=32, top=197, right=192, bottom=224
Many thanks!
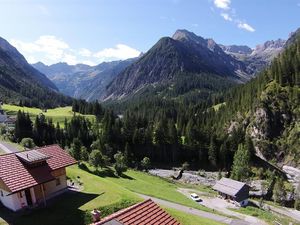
left=0, top=37, right=72, bottom=108
left=11, top=35, right=299, bottom=174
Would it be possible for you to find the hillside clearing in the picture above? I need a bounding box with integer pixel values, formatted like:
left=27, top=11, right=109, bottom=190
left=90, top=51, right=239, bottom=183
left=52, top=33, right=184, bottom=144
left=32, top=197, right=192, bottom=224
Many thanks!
left=2, top=104, right=95, bottom=126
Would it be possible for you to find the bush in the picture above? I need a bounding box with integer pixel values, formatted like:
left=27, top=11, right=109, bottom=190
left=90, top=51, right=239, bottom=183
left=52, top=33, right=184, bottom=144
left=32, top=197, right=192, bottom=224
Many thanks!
left=140, top=157, right=151, bottom=171
left=80, top=146, right=89, bottom=161
left=89, top=150, right=108, bottom=169
left=20, top=138, right=35, bottom=149
left=114, top=151, right=127, bottom=176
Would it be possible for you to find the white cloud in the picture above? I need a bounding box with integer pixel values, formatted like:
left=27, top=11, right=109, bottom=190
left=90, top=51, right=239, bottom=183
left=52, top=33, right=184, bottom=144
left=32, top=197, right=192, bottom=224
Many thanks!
left=214, top=0, right=231, bottom=10
left=10, top=36, right=140, bottom=66
left=237, top=22, right=255, bottom=32
left=213, top=0, right=255, bottom=33
left=79, top=48, right=92, bottom=57
left=11, top=35, right=69, bottom=61
left=221, top=13, right=232, bottom=21
left=94, top=44, right=140, bottom=61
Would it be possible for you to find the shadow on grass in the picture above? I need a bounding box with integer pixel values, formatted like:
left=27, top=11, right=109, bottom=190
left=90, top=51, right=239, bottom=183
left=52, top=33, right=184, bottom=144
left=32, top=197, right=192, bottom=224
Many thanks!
left=247, top=200, right=260, bottom=208
left=79, top=163, right=135, bottom=180
left=119, top=173, right=134, bottom=180
left=0, top=190, right=101, bottom=225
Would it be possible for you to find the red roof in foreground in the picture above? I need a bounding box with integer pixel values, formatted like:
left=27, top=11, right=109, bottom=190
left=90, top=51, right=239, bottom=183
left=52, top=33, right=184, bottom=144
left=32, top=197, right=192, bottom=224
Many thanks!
left=94, top=199, right=181, bottom=225
left=0, top=145, right=76, bottom=193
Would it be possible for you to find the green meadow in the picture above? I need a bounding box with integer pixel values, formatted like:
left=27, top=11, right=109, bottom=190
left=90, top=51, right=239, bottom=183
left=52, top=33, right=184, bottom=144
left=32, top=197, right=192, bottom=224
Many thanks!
left=0, top=165, right=223, bottom=225
left=2, top=104, right=95, bottom=126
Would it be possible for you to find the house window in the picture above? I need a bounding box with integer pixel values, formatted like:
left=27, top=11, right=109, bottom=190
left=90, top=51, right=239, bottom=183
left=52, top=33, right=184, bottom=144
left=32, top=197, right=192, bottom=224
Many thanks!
left=56, top=178, right=61, bottom=186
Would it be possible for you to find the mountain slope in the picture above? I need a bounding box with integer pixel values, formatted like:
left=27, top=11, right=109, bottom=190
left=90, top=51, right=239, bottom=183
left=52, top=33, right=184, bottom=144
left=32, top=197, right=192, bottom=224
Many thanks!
left=32, top=62, right=93, bottom=97
left=32, top=59, right=135, bottom=101
left=78, top=58, right=136, bottom=101
left=103, top=30, right=251, bottom=101
left=0, top=37, right=58, bottom=91
left=212, top=34, right=300, bottom=165
left=221, top=39, right=285, bottom=75
left=0, top=37, right=71, bottom=108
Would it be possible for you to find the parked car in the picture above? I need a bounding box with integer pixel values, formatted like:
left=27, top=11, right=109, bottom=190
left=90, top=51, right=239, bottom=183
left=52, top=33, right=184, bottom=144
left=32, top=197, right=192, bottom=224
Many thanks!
left=190, top=193, right=202, bottom=202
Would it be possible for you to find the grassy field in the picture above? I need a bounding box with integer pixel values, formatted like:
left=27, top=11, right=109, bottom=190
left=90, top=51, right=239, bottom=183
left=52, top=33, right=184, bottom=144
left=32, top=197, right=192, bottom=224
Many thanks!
left=165, top=208, right=224, bottom=225
left=0, top=165, right=224, bottom=225
left=2, top=104, right=95, bottom=126
left=232, top=206, right=299, bottom=225
left=104, top=169, right=215, bottom=213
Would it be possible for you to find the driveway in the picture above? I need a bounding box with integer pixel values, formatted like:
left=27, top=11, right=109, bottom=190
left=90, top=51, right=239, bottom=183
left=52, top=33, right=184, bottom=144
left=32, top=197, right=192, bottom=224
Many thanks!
left=178, top=188, right=268, bottom=225
left=137, top=193, right=250, bottom=225
left=0, top=141, right=19, bottom=153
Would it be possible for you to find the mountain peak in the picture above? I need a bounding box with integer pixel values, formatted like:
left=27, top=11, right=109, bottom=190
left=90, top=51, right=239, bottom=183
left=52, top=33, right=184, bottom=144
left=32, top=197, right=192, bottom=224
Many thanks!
left=172, top=29, right=203, bottom=42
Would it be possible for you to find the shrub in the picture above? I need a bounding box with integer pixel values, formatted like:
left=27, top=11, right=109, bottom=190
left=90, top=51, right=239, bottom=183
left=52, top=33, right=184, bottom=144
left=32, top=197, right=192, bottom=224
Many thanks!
left=20, top=138, right=35, bottom=149
left=140, top=157, right=151, bottom=171
left=114, top=151, right=127, bottom=176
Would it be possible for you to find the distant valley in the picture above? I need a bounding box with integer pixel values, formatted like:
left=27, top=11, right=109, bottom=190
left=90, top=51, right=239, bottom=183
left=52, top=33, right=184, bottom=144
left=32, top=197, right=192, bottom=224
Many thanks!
left=32, top=58, right=136, bottom=101
left=32, top=29, right=285, bottom=103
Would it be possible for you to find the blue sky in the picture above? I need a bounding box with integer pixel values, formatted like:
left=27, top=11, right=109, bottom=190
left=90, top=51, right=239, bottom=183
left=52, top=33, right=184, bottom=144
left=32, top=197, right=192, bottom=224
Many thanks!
left=1, top=0, right=300, bottom=65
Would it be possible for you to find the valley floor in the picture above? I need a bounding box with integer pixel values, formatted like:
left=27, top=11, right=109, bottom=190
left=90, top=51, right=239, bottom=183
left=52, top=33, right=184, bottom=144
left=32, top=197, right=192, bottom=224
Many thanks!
left=0, top=165, right=224, bottom=225
left=0, top=164, right=299, bottom=225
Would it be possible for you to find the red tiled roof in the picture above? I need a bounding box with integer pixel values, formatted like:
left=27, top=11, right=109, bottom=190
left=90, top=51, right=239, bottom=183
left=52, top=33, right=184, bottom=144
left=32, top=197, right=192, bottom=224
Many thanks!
left=0, top=145, right=76, bottom=193
left=95, top=199, right=181, bottom=225
left=37, top=145, right=77, bottom=171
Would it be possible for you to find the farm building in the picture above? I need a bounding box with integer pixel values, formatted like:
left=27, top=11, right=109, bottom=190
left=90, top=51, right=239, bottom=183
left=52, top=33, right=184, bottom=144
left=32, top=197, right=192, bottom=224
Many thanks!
left=0, top=145, right=76, bottom=211
left=213, top=177, right=250, bottom=207
left=93, top=199, right=181, bottom=225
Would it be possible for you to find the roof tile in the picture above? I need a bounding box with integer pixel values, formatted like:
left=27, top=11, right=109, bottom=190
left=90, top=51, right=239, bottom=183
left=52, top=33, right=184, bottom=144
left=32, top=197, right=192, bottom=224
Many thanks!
left=0, top=145, right=76, bottom=193
left=94, top=199, right=180, bottom=225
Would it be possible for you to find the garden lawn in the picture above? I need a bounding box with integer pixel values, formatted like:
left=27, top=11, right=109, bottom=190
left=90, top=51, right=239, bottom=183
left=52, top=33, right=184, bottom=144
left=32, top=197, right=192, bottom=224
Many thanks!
left=105, top=169, right=215, bottom=213
left=0, top=165, right=225, bottom=225
left=2, top=104, right=95, bottom=126
left=0, top=165, right=140, bottom=225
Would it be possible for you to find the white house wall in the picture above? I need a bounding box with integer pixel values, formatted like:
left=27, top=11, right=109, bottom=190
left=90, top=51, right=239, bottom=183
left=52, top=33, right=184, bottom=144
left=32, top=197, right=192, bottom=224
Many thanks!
left=0, top=189, right=27, bottom=211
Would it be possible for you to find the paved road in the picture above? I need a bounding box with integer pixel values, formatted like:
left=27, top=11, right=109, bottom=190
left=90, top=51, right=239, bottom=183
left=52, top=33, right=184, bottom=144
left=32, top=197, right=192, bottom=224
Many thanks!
left=177, top=189, right=268, bottom=225
left=0, top=141, right=19, bottom=153
left=137, top=193, right=250, bottom=225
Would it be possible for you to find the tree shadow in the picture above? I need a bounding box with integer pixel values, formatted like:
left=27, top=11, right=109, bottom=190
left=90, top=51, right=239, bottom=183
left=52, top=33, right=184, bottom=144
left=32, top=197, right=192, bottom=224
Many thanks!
left=119, top=173, right=134, bottom=180
left=0, top=190, right=101, bottom=225
left=247, top=200, right=259, bottom=208
left=78, top=163, right=135, bottom=180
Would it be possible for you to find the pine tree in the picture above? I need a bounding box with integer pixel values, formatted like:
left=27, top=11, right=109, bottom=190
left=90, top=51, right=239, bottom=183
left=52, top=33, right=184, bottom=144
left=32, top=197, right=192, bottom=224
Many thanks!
left=208, top=135, right=218, bottom=167
left=230, top=143, right=250, bottom=181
